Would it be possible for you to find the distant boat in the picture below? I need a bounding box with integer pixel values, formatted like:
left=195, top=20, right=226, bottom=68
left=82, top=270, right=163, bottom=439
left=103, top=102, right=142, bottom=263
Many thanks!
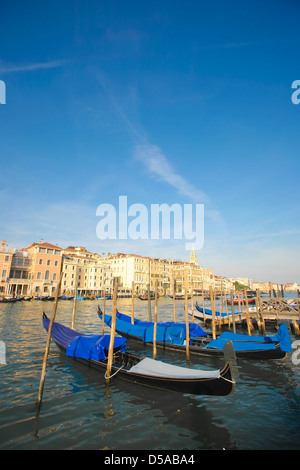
left=0, top=297, right=18, bottom=303
left=226, top=298, right=255, bottom=305
left=138, top=295, right=155, bottom=301
left=168, top=294, right=191, bottom=300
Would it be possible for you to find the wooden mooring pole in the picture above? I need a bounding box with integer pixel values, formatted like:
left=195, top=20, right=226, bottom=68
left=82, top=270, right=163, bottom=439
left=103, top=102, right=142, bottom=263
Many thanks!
left=244, top=290, right=253, bottom=335
left=106, top=282, right=118, bottom=383
left=101, top=288, right=106, bottom=334
left=36, top=263, right=63, bottom=411
left=185, top=288, right=190, bottom=361
left=153, top=280, right=158, bottom=360
left=230, top=290, right=236, bottom=334
left=173, top=269, right=176, bottom=322
left=131, top=281, right=135, bottom=324
left=71, top=265, right=78, bottom=330
left=209, top=286, right=216, bottom=340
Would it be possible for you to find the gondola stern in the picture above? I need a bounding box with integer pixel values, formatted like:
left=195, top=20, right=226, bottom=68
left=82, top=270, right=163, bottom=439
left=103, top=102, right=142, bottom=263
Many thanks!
left=222, top=340, right=239, bottom=394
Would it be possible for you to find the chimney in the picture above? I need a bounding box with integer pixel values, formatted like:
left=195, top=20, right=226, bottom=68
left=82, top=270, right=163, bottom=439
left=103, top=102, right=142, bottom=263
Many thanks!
left=1, top=240, right=5, bottom=247
left=40, top=239, right=44, bottom=244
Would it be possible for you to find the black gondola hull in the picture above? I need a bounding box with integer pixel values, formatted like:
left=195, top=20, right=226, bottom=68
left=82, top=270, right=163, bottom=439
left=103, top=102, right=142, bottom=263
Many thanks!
left=43, top=315, right=235, bottom=397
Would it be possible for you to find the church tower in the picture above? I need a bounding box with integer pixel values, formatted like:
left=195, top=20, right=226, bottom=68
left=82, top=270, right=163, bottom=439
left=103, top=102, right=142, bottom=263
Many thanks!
left=190, top=247, right=198, bottom=266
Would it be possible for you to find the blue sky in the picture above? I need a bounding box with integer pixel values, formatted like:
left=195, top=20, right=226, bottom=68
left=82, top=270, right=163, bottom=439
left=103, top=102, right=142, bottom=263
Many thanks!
left=0, top=0, right=299, bottom=283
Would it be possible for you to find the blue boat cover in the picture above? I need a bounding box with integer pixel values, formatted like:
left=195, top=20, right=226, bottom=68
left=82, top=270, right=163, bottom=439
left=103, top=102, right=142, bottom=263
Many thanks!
left=269, top=324, right=292, bottom=352
left=66, top=334, right=126, bottom=361
left=205, top=324, right=291, bottom=352
left=196, top=307, right=242, bottom=317
left=43, top=315, right=127, bottom=361
left=115, top=311, right=206, bottom=337
left=102, top=311, right=206, bottom=345
left=206, top=338, right=276, bottom=351
left=43, top=315, right=81, bottom=348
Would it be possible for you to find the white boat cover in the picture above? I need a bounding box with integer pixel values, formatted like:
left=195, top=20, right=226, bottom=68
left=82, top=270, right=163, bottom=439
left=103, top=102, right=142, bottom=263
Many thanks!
left=129, top=357, right=221, bottom=379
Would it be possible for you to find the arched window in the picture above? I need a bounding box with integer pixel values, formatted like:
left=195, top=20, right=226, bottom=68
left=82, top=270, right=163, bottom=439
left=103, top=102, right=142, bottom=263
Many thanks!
left=45, top=270, right=50, bottom=281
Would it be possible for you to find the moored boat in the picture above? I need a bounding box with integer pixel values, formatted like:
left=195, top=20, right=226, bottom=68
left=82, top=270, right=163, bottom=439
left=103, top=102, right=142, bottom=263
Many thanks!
left=42, top=314, right=236, bottom=396
left=98, top=308, right=291, bottom=360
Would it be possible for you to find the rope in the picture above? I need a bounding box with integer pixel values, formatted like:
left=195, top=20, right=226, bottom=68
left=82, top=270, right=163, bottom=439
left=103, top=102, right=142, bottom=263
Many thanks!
left=104, top=364, right=124, bottom=380
left=221, top=376, right=236, bottom=384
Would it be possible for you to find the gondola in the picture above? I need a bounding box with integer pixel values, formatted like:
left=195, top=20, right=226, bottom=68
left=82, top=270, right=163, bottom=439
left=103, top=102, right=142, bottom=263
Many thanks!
left=0, top=297, right=18, bottom=303
left=138, top=295, right=154, bottom=301
left=167, top=294, right=191, bottom=300
left=98, top=307, right=291, bottom=360
left=194, top=302, right=243, bottom=325
left=42, top=314, right=236, bottom=396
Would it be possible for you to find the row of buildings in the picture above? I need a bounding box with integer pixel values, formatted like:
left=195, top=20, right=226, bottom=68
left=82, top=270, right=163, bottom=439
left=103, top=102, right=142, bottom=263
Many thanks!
left=0, top=239, right=297, bottom=298
left=0, top=239, right=216, bottom=298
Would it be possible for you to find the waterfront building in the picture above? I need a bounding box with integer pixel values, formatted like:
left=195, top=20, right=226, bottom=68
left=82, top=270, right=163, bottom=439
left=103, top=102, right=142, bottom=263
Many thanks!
left=104, top=251, right=215, bottom=296
left=26, top=240, right=63, bottom=296
left=214, top=275, right=234, bottom=292
left=7, top=248, right=32, bottom=296
left=0, top=241, right=14, bottom=295
left=61, top=246, right=113, bottom=297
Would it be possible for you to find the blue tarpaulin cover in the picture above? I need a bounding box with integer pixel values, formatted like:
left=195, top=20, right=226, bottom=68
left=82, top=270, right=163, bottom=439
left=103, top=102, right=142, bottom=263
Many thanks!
left=196, top=307, right=242, bottom=317
left=205, top=324, right=291, bottom=352
left=43, top=314, right=127, bottom=361
left=269, top=324, right=292, bottom=352
left=66, top=334, right=126, bottom=361
left=102, top=311, right=206, bottom=345
left=205, top=338, right=276, bottom=351
left=115, top=311, right=207, bottom=338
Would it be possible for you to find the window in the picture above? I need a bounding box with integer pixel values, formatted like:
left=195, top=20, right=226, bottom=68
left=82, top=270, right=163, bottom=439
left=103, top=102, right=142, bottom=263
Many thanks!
left=38, top=248, right=45, bottom=253
left=47, top=260, right=51, bottom=265
left=39, top=259, right=43, bottom=265
left=55, top=261, right=58, bottom=266
left=53, top=273, right=57, bottom=281
left=37, top=272, right=42, bottom=280
left=47, top=249, right=53, bottom=254
left=4, top=256, right=9, bottom=262
left=54, top=250, right=60, bottom=255
left=1, top=270, right=7, bottom=278
left=45, top=270, right=50, bottom=281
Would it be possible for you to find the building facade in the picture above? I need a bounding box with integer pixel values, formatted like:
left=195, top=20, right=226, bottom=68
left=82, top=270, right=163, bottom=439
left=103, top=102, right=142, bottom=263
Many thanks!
left=61, top=246, right=114, bottom=297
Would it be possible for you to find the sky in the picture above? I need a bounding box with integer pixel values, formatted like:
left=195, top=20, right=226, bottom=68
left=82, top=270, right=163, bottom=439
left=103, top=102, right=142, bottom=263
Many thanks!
left=0, top=0, right=299, bottom=283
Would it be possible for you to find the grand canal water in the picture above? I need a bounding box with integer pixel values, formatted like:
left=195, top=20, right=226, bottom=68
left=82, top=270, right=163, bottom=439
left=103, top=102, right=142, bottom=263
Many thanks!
left=0, top=296, right=299, bottom=450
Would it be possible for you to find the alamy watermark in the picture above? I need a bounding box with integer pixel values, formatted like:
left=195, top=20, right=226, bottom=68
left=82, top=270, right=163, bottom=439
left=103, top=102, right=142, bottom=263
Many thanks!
left=292, top=340, right=300, bottom=365
left=0, top=80, right=6, bottom=104
left=0, top=340, right=6, bottom=365
left=291, top=80, right=300, bottom=105
left=96, top=196, right=204, bottom=250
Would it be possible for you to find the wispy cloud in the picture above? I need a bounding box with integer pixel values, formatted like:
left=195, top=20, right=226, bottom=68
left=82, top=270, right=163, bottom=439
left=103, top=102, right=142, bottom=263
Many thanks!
left=134, top=143, right=226, bottom=228
left=0, top=59, right=70, bottom=74
left=96, top=72, right=226, bottom=228
left=134, top=143, right=209, bottom=203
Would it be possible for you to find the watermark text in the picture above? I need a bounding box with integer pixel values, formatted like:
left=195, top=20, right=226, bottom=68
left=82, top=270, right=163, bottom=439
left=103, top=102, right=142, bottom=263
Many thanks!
left=291, top=80, right=300, bottom=105
left=0, top=340, right=6, bottom=365
left=96, top=196, right=204, bottom=250
left=0, top=80, right=6, bottom=104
